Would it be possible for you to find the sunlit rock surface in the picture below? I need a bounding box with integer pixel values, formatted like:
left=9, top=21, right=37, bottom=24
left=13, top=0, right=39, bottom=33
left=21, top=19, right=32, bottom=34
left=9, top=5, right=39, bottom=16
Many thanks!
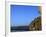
left=29, top=16, right=42, bottom=31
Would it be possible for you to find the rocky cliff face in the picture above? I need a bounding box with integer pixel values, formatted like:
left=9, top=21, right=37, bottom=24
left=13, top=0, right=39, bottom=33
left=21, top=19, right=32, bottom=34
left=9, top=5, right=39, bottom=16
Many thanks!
left=29, top=16, right=42, bottom=31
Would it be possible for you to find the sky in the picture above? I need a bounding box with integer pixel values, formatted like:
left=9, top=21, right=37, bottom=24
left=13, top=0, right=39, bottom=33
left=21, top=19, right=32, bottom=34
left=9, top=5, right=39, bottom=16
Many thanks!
left=10, top=5, right=40, bottom=26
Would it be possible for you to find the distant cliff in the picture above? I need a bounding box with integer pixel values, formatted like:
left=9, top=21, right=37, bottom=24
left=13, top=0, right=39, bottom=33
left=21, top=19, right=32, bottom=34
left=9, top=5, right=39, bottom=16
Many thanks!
left=11, top=26, right=29, bottom=32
